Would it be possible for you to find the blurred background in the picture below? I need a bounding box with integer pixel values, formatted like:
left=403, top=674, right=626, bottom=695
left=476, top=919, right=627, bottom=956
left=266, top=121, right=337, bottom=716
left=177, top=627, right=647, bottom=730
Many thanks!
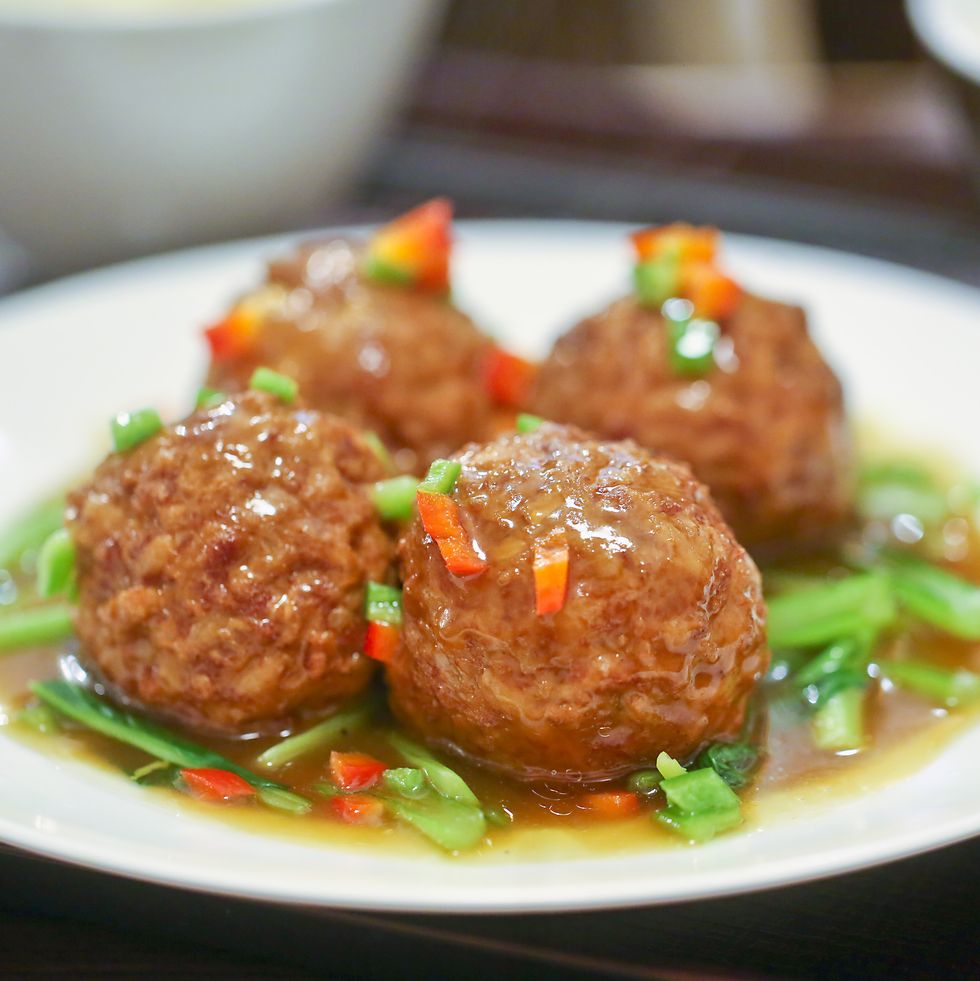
left=1, top=0, right=978, bottom=286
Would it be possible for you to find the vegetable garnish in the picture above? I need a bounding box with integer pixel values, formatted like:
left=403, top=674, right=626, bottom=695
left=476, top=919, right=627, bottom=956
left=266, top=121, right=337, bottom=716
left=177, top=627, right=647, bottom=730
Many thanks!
left=361, top=431, right=394, bottom=472
left=416, top=460, right=488, bottom=578
left=418, top=458, right=462, bottom=496
left=31, top=680, right=311, bottom=813
left=361, top=198, right=452, bottom=294
left=632, top=223, right=741, bottom=321
left=371, top=475, right=419, bottom=521
left=389, top=733, right=481, bottom=806
left=516, top=413, right=544, bottom=434
left=0, top=605, right=74, bottom=653
left=111, top=408, right=162, bottom=453
left=382, top=767, right=429, bottom=799
left=249, top=366, right=298, bottom=405
left=656, top=752, right=686, bottom=780
left=581, top=791, right=641, bottom=818
left=180, top=768, right=255, bottom=802
left=329, top=751, right=388, bottom=792
left=811, top=686, right=866, bottom=752
left=533, top=531, right=569, bottom=616
left=881, top=552, right=980, bottom=641
left=0, top=497, right=65, bottom=573
left=656, top=766, right=744, bottom=842
left=36, top=529, right=75, bottom=600
left=482, top=346, right=537, bottom=408
left=879, top=661, right=980, bottom=708
left=858, top=461, right=949, bottom=526
left=626, top=769, right=663, bottom=796
left=195, top=387, right=226, bottom=410
left=256, top=699, right=375, bottom=769
left=203, top=285, right=286, bottom=361
left=363, top=582, right=402, bottom=664
left=662, top=298, right=720, bottom=377
left=696, top=742, right=759, bottom=790
left=331, top=793, right=386, bottom=826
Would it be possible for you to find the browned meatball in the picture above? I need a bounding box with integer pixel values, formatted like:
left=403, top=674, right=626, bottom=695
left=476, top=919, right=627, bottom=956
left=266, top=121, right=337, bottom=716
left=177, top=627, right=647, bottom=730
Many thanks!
left=388, top=425, right=768, bottom=782
left=206, top=239, right=497, bottom=475
left=530, top=293, right=853, bottom=552
left=68, top=391, right=394, bottom=734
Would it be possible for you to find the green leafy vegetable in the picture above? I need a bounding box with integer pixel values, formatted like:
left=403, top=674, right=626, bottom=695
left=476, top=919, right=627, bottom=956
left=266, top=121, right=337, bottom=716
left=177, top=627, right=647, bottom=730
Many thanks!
left=256, top=699, right=375, bottom=769
left=626, top=769, right=663, bottom=796
left=811, top=687, right=866, bottom=752
left=36, top=529, right=75, bottom=599
left=879, top=660, right=980, bottom=708
left=0, top=497, right=66, bottom=573
left=389, top=733, right=480, bottom=806
left=0, top=605, right=74, bottom=653
left=381, top=767, right=429, bottom=800
left=385, top=795, right=486, bottom=852
left=696, top=743, right=759, bottom=790
left=883, top=552, right=980, bottom=640
left=656, top=767, right=743, bottom=843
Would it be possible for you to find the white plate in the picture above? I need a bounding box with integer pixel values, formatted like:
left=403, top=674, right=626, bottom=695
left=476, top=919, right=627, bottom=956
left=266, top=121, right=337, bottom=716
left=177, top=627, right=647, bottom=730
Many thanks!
left=1, top=221, right=979, bottom=913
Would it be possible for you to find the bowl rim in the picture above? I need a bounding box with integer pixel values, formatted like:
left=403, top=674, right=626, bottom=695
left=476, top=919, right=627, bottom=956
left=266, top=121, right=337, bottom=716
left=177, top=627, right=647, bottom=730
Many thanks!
left=906, top=0, right=980, bottom=85
left=0, top=0, right=345, bottom=33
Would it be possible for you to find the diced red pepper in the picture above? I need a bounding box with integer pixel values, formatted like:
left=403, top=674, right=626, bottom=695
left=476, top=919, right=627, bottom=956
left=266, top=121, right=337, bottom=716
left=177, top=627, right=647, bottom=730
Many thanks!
left=681, top=262, right=742, bottom=321
left=581, top=790, right=641, bottom=818
left=417, top=490, right=488, bottom=577
left=330, top=793, right=386, bottom=826
left=533, top=532, right=569, bottom=616
left=180, top=768, right=255, bottom=802
left=364, top=620, right=399, bottom=663
left=329, top=751, right=388, bottom=792
left=482, top=346, right=537, bottom=408
left=631, top=223, right=718, bottom=264
left=364, top=198, right=452, bottom=293
left=204, top=307, right=257, bottom=361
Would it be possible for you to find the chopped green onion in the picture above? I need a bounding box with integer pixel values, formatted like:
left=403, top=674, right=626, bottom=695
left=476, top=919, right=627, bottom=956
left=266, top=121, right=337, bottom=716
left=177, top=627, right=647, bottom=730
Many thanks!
left=364, top=582, right=402, bottom=625
left=516, top=413, right=544, bottom=434
left=361, top=432, right=393, bottom=471
left=666, top=313, right=719, bottom=377
left=0, top=497, right=66, bottom=573
left=385, top=794, right=486, bottom=852
left=656, top=767, right=743, bottom=842
left=879, top=660, right=980, bottom=708
left=767, top=573, right=896, bottom=650
left=883, top=552, right=980, bottom=640
left=258, top=787, right=313, bottom=815
left=0, top=605, right=74, bottom=653
left=696, top=743, right=759, bottom=790
left=655, top=751, right=686, bottom=780
left=812, top=686, right=866, bottom=751
left=626, top=769, right=662, bottom=796
left=256, top=699, right=374, bottom=769
left=371, top=476, right=418, bottom=521
left=36, top=529, right=75, bottom=599
left=195, top=387, right=226, bottom=410
left=389, top=733, right=480, bottom=806
left=382, top=767, right=429, bottom=800
left=633, top=254, right=681, bottom=308
left=362, top=255, right=413, bottom=287
left=31, top=680, right=304, bottom=807
left=16, top=702, right=60, bottom=734
left=111, top=408, right=162, bottom=453
left=418, top=459, right=462, bottom=496
left=249, top=367, right=298, bottom=405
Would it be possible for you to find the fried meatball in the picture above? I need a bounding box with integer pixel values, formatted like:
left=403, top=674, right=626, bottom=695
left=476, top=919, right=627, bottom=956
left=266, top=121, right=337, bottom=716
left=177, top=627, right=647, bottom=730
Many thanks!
left=68, top=391, right=394, bottom=734
left=388, top=424, right=768, bottom=782
left=530, top=293, right=853, bottom=552
left=206, top=239, right=497, bottom=475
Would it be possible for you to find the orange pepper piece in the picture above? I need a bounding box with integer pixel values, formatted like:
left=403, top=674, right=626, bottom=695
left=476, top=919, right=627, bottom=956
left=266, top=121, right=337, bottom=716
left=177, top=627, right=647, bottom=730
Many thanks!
left=482, top=346, right=537, bottom=408
left=329, top=751, right=388, bottom=792
left=533, top=531, right=569, bottom=616
left=416, top=490, right=488, bottom=577
left=364, top=620, right=400, bottom=663
left=681, top=262, right=742, bottom=321
left=631, top=223, right=718, bottom=264
left=580, top=791, right=641, bottom=818
left=365, top=198, right=452, bottom=293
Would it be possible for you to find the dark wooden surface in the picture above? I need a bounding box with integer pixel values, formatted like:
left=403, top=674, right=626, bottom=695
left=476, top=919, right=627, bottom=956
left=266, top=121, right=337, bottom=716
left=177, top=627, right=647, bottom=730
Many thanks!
left=3, top=38, right=980, bottom=981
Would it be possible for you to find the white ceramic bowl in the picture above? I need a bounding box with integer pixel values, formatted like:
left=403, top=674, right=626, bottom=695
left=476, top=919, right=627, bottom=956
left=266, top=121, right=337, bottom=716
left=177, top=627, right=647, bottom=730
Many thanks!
left=0, top=0, right=443, bottom=275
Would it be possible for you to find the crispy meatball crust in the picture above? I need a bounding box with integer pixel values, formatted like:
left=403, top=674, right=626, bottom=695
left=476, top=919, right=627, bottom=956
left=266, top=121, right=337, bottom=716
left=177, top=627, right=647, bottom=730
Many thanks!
left=207, top=239, right=497, bottom=475
left=68, top=391, right=394, bottom=734
left=388, top=425, right=768, bottom=782
left=530, top=293, right=853, bottom=552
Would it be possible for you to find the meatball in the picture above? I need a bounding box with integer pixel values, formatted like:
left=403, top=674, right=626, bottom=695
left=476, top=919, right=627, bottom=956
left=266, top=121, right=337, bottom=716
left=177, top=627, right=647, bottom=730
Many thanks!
left=388, top=425, right=768, bottom=782
left=530, top=293, right=852, bottom=552
left=206, top=238, right=497, bottom=475
left=68, top=391, right=394, bottom=734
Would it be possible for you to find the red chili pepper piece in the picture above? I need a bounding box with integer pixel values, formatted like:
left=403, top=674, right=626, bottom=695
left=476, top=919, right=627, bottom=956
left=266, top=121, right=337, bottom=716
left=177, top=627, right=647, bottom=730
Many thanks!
left=533, top=532, right=569, bottom=616
left=365, top=198, right=452, bottom=293
left=330, top=793, right=386, bottom=826
left=364, top=620, right=400, bottom=664
left=329, top=751, right=388, bottom=792
left=482, top=346, right=537, bottom=408
left=631, top=223, right=718, bottom=264
left=180, top=768, right=255, bottom=802
left=680, top=261, right=742, bottom=321
left=417, top=490, right=488, bottom=577
left=581, top=791, right=641, bottom=818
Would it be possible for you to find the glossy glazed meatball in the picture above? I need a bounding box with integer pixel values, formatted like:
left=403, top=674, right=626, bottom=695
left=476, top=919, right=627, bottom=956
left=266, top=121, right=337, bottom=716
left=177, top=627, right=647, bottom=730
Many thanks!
left=206, top=239, right=497, bottom=475
left=388, top=425, right=768, bottom=782
left=530, top=293, right=852, bottom=552
left=68, top=391, right=394, bottom=734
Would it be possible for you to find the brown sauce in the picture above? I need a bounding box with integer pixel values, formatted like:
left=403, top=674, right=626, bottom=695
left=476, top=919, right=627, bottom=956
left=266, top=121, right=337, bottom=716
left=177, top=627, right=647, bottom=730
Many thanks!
left=1, top=444, right=979, bottom=858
